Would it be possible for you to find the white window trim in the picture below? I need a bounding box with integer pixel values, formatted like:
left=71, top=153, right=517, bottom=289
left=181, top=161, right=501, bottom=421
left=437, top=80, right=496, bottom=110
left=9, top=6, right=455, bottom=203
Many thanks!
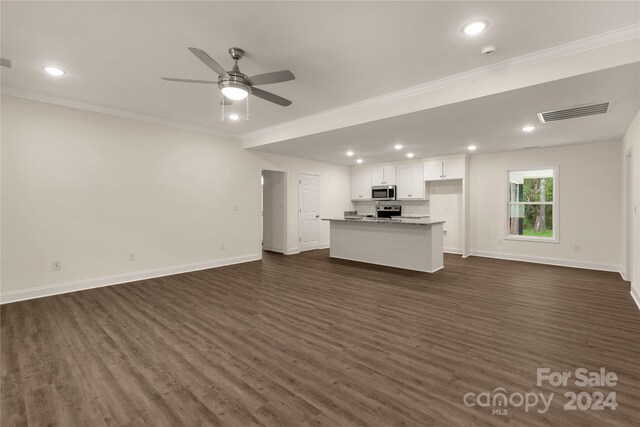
left=504, top=166, right=559, bottom=244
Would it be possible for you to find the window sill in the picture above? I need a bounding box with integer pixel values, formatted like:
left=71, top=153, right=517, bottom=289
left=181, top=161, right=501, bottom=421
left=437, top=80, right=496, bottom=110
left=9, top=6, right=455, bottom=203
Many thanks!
left=504, top=235, right=559, bottom=244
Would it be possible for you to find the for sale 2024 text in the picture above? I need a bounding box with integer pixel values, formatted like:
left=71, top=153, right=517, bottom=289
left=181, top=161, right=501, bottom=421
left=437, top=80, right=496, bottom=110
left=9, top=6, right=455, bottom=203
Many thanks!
left=537, top=368, right=618, bottom=411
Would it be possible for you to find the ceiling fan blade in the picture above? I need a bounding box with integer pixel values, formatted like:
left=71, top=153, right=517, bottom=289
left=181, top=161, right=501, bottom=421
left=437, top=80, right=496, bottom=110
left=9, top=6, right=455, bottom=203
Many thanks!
left=220, top=97, right=233, bottom=106
left=161, top=77, right=217, bottom=84
left=249, top=70, right=295, bottom=85
left=251, top=87, right=292, bottom=107
left=188, top=47, right=228, bottom=77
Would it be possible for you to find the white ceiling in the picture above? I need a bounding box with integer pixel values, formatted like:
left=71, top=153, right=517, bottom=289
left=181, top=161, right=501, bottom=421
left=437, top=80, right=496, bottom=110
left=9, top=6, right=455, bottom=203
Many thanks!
left=2, top=1, right=638, bottom=136
left=250, top=63, right=640, bottom=164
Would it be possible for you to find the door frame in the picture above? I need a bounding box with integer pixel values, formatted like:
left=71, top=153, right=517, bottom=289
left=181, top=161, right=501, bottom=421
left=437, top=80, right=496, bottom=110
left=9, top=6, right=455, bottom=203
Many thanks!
left=298, top=172, right=320, bottom=252
left=260, top=169, right=288, bottom=257
left=624, top=150, right=633, bottom=281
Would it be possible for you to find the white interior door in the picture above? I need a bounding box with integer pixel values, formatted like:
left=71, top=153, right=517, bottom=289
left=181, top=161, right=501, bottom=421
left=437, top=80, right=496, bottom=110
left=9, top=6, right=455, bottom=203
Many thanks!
left=299, top=174, right=319, bottom=252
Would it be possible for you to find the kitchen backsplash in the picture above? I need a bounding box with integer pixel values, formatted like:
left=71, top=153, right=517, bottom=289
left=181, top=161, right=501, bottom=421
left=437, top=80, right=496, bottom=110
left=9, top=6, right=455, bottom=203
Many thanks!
left=352, top=200, right=429, bottom=216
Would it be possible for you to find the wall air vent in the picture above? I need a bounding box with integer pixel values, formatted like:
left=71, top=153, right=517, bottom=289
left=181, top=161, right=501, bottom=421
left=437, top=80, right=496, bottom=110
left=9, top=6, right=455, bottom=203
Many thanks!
left=0, top=58, right=11, bottom=68
left=537, top=101, right=611, bottom=123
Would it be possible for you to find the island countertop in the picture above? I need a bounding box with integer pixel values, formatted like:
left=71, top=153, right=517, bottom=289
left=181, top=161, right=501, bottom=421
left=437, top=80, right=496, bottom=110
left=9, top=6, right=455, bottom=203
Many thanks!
left=322, top=218, right=446, bottom=226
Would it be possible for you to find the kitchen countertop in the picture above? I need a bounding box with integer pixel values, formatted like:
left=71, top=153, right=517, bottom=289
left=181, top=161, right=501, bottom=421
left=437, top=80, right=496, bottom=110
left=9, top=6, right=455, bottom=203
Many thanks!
left=322, top=218, right=445, bottom=226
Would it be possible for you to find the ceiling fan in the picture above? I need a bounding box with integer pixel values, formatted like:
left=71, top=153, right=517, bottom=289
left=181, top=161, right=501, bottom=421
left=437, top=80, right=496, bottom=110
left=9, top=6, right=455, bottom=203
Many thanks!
left=162, top=47, right=294, bottom=107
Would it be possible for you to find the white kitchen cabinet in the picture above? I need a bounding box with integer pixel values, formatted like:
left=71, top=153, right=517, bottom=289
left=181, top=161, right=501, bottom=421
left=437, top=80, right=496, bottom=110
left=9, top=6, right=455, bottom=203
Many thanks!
left=443, top=157, right=465, bottom=180
left=424, top=157, right=465, bottom=181
left=371, top=166, right=396, bottom=186
left=350, top=167, right=372, bottom=200
left=397, top=163, right=426, bottom=200
left=424, top=161, right=443, bottom=181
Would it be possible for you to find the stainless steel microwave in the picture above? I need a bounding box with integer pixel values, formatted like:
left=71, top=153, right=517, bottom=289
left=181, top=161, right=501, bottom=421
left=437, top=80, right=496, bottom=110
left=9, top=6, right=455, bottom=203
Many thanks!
left=371, top=185, right=396, bottom=201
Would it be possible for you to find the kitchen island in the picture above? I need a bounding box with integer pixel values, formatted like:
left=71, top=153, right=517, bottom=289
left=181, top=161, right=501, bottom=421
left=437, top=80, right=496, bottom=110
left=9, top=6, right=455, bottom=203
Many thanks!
left=323, top=218, right=445, bottom=273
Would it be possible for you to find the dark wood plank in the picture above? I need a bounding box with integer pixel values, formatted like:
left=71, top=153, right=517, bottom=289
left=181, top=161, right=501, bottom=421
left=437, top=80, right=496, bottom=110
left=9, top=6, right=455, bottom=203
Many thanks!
left=2, top=251, right=639, bottom=426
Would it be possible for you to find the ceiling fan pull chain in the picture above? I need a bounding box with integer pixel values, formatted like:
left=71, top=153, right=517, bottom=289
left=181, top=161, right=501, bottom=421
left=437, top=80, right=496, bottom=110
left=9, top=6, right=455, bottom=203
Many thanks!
left=221, top=98, right=225, bottom=122
left=246, top=95, right=250, bottom=121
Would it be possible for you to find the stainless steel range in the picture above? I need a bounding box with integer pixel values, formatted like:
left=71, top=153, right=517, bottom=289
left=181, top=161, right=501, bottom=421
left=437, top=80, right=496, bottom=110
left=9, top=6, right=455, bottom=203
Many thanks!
left=376, top=204, right=401, bottom=219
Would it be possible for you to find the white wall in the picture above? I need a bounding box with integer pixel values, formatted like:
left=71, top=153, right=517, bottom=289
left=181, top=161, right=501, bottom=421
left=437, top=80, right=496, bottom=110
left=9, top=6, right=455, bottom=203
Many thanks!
left=469, top=141, right=623, bottom=271
left=1, top=95, right=351, bottom=302
left=256, top=152, right=351, bottom=252
left=262, top=170, right=285, bottom=253
left=622, top=111, right=640, bottom=304
left=428, top=180, right=463, bottom=253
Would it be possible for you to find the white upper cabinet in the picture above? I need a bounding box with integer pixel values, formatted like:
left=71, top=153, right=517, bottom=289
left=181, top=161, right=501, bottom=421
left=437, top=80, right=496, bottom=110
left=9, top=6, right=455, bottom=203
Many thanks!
left=424, top=161, right=443, bottom=181
left=443, top=157, right=465, bottom=180
left=350, top=167, right=372, bottom=200
left=371, top=166, right=397, bottom=186
left=397, top=163, right=426, bottom=200
left=424, top=157, right=466, bottom=181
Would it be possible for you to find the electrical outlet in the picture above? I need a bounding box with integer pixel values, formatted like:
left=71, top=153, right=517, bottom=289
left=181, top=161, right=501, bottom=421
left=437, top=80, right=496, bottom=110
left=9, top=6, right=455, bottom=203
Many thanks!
left=52, top=261, right=61, bottom=271
left=233, top=204, right=240, bottom=211
left=221, top=243, right=226, bottom=250
left=497, top=239, right=502, bottom=245
left=573, top=244, right=581, bottom=252
left=443, top=230, right=448, bottom=236
left=129, top=252, right=136, bottom=262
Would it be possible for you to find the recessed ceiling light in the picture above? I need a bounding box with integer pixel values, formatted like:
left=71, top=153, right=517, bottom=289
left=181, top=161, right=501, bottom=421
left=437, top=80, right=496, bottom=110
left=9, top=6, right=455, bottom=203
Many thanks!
left=356, top=158, right=364, bottom=164
left=522, top=125, right=536, bottom=133
left=468, top=144, right=477, bottom=151
left=228, top=113, right=240, bottom=121
left=462, top=20, right=488, bottom=36
left=346, top=150, right=354, bottom=157
left=43, top=66, right=65, bottom=76
left=406, top=153, right=414, bottom=158
left=394, top=144, right=403, bottom=150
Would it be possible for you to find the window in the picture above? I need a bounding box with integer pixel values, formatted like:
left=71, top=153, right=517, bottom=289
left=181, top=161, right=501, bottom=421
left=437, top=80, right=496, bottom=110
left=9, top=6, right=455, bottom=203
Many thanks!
left=507, top=168, right=557, bottom=241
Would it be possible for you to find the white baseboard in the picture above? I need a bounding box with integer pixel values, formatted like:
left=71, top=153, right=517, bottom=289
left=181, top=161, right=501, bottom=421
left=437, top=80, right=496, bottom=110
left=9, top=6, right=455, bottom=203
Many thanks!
left=630, top=287, right=640, bottom=312
left=444, top=247, right=463, bottom=255
left=285, top=247, right=300, bottom=255
left=262, top=244, right=284, bottom=253
left=468, top=250, right=621, bottom=273
left=0, top=253, right=261, bottom=305
left=284, top=244, right=328, bottom=254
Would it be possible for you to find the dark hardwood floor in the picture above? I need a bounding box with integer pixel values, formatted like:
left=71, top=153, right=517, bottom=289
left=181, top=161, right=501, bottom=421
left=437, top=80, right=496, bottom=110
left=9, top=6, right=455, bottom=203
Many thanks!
left=2, top=250, right=639, bottom=426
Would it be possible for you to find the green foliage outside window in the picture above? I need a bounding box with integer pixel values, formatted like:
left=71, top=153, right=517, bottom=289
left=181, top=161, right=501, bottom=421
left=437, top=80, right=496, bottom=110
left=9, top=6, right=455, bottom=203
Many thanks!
left=509, top=171, right=555, bottom=238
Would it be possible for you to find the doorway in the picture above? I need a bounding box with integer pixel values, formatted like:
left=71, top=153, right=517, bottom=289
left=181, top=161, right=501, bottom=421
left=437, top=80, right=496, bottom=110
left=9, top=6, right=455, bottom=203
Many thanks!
left=298, top=173, right=319, bottom=252
left=262, top=170, right=287, bottom=254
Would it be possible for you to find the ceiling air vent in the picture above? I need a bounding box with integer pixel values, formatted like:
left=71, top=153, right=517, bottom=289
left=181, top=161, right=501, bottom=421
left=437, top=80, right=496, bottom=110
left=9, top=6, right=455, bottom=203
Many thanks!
left=537, top=102, right=611, bottom=123
left=0, top=58, right=11, bottom=68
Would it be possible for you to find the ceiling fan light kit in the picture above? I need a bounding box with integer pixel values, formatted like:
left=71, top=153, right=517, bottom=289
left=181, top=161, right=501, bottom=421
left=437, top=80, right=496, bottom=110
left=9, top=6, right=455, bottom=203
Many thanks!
left=221, top=93, right=250, bottom=122
left=220, top=82, right=250, bottom=101
left=162, top=46, right=295, bottom=122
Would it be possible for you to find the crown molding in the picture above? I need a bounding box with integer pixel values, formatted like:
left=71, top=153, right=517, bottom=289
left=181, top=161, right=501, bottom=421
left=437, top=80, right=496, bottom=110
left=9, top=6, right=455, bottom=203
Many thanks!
left=242, top=23, right=640, bottom=145
left=2, top=24, right=638, bottom=145
left=0, top=87, right=241, bottom=141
